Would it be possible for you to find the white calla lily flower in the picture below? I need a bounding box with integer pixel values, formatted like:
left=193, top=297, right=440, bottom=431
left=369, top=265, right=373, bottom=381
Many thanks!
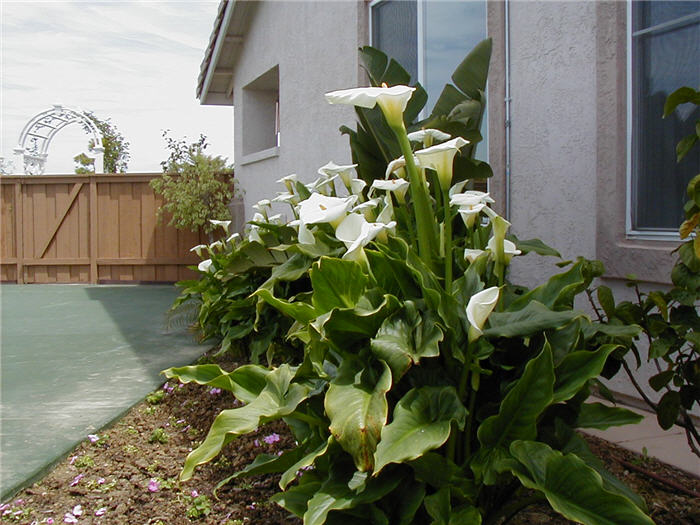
left=376, top=195, right=395, bottom=226
left=407, top=128, right=451, bottom=146
left=190, top=244, right=207, bottom=257
left=298, top=193, right=357, bottom=227
left=350, top=178, right=367, bottom=196
left=318, top=161, right=357, bottom=188
left=415, top=137, right=469, bottom=190
left=209, top=219, right=231, bottom=232
left=385, top=155, right=420, bottom=179
left=466, top=286, right=500, bottom=342
left=336, top=213, right=394, bottom=261
left=325, top=85, right=415, bottom=129
left=289, top=219, right=316, bottom=245
left=352, top=198, right=380, bottom=221
left=371, top=178, right=410, bottom=203
left=209, top=240, right=224, bottom=251
left=226, top=233, right=241, bottom=245
left=486, top=237, right=522, bottom=263
left=198, top=259, right=214, bottom=273
left=276, top=173, right=298, bottom=193
left=464, top=248, right=486, bottom=263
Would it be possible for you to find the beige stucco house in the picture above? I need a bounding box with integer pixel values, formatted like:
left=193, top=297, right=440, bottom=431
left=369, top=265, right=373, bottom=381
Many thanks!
left=196, top=0, right=699, bottom=407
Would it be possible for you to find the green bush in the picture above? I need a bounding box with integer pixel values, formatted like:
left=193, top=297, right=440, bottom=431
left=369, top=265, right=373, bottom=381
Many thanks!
left=150, top=133, right=235, bottom=235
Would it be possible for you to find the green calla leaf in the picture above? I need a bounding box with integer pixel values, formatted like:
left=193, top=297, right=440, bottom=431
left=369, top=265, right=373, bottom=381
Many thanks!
left=510, top=236, right=562, bottom=258
left=553, top=344, right=619, bottom=403
left=304, top=467, right=401, bottom=525
left=370, top=302, right=443, bottom=381
left=473, top=345, right=554, bottom=484
left=325, top=358, right=392, bottom=472
left=254, top=287, right=318, bottom=323
left=575, top=402, right=643, bottom=430
left=163, top=363, right=267, bottom=404
left=509, top=262, right=586, bottom=311
left=280, top=437, right=333, bottom=489
left=510, top=441, right=654, bottom=525
left=311, top=257, right=368, bottom=313
left=270, top=479, right=322, bottom=517
left=484, top=301, right=586, bottom=338
left=373, top=386, right=466, bottom=474
left=180, top=365, right=310, bottom=481
left=450, top=38, right=492, bottom=100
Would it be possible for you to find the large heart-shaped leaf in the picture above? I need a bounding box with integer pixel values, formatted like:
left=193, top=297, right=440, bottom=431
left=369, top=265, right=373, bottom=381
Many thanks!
left=373, top=386, right=466, bottom=474
left=311, top=257, right=368, bottom=313
left=181, top=365, right=311, bottom=480
left=325, top=358, right=392, bottom=471
left=510, top=441, right=654, bottom=525
left=370, top=302, right=443, bottom=380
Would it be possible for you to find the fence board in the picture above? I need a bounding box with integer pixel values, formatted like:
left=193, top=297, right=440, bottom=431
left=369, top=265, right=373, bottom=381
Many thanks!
left=1, top=174, right=212, bottom=283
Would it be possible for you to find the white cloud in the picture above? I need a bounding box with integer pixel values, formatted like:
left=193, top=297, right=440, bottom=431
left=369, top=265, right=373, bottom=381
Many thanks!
left=1, top=1, right=233, bottom=174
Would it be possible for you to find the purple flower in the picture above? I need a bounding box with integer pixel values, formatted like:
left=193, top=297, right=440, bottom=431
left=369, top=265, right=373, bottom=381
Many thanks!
left=69, top=456, right=77, bottom=465
left=253, top=439, right=260, bottom=447
left=47, top=519, right=55, bottom=524
left=209, top=387, right=222, bottom=395
left=190, top=490, right=199, bottom=498
left=69, top=474, right=84, bottom=486
left=0, top=504, right=9, bottom=512
left=72, top=505, right=83, bottom=517
left=95, top=508, right=106, bottom=516
left=97, top=477, right=105, bottom=484
left=88, top=434, right=99, bottom=443
left=148, top=479, right=159, bottom=492
left=14, top=499, right=24, bottom=505
left=63, top=513, right=77, bottom=524
left=246, top=502, right=256, bottom=510
left=263, top=433, right=281, bottom=444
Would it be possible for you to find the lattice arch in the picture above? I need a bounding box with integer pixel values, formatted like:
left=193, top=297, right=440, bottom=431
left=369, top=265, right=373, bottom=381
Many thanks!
left=13, top=105, right=105, bottom=175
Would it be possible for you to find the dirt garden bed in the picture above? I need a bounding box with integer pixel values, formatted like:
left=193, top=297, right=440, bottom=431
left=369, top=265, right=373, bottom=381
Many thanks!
left=2, top=351, right=698, bottom=525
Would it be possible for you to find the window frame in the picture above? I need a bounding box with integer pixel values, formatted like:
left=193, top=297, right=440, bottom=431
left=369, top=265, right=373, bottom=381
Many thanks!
left=625, top=3, right=700, bottom=240
left=594, top=1, right=678, bottom=284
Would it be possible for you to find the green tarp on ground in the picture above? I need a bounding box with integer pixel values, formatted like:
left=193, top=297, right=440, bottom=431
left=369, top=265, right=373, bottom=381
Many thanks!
left=0, top=284, right=208, bottom=500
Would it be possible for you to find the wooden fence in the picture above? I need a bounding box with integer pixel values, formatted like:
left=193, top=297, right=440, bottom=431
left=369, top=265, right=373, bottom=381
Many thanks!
left=1, top=174, right=210, bottom=284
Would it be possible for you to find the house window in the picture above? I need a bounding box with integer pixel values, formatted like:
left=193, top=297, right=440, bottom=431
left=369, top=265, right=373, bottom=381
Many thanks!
left=629, top=1, right=699, bottom=234
left=370, top=0, right=488, bottom=160
left=242, top=65, right=280, bottom=157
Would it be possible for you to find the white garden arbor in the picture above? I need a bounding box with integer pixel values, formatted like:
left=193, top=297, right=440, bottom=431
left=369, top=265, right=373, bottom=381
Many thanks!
left=13, top=105, right=105, bottom=175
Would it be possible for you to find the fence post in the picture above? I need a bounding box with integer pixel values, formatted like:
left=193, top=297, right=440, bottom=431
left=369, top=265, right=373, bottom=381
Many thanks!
left=14, top=181, right=23, bottom=284
left=89, top=176, right=98, bottom=283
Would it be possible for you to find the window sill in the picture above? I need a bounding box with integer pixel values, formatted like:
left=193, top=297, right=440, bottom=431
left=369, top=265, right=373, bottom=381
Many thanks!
left=240, top=146, right=279, bottom=166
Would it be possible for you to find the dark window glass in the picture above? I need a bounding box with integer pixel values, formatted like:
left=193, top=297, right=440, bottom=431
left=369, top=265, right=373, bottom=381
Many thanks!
left=371, top=0, right=418, bottom=82
left=632, top=1, right=699, bottom=230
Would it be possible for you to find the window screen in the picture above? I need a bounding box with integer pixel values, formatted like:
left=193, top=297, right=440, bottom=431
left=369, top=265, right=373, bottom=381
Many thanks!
left=631, top=1, right=700, bottom=231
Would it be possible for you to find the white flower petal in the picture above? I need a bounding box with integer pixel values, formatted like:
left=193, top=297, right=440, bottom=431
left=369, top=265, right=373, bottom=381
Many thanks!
left=298, top=193, right=356, bottom=225
left=466, top=287, right=500, bottom=340
left=407, top=128, right=451, bottom=143
left=197, top=259, right=213, bottom=273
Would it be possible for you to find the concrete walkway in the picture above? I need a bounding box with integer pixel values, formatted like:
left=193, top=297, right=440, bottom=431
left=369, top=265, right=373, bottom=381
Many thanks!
left=0, top=284, right=208, bottom=500
left=584, top=398, right=699, bottom=478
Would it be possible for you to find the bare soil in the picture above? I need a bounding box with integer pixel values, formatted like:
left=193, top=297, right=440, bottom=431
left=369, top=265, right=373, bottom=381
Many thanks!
left=2, top=352, right=698, bottom=525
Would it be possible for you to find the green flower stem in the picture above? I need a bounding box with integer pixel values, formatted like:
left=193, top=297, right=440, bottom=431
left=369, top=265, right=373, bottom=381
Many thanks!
left=458, top=341, right=476, bottom=462
left=443, top=186, right=453, bottom=290
left=393, top=126, right=436, bottom=266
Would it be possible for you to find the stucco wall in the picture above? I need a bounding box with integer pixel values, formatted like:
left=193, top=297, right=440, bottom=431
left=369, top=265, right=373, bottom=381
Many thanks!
left=232, top=1, right=365, bottom=217
left=506, top=1, right=598, bottom=287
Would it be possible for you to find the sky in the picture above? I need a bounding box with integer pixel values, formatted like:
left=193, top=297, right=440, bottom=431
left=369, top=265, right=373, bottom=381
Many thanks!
left=1, top=0, right=234, bottom=174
